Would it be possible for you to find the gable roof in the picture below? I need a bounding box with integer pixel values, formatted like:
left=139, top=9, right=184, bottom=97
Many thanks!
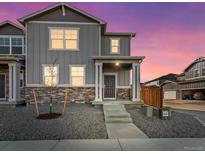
left=0, top=20, right=24, bottom=31
left=183, top=57, right=205, bottom=72
left=144, top=73, right=178, bottom=85
left=18, top=2, right=106, bottom=25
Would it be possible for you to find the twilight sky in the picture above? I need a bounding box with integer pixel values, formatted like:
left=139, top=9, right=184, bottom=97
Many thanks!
left=0, top=2, right=204, bottom=82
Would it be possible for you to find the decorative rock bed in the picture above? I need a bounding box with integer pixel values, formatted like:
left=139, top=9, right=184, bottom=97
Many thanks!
left=126, top=106, right=205, bottom=138
left=0, top=103, right=108, bottom=140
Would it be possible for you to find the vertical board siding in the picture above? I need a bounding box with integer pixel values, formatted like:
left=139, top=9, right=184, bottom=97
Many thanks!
left=141, top=86, right=163, bottom=109
left=27, top=23, right=100, bottom=85
left=103, top=66, right=130, bottom=86
left=101, top=36, right=130, bottom=56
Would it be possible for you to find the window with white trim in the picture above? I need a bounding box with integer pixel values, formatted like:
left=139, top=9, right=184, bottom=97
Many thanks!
left=43, top=65, right=58, bottom=86
left=50, top=28, right=79, bottom=50
left=11, top=38, right=23, bottom=54
left=111, top=38, right=120, bottom=53
left=202, top=68, right=205, bottom=76
left=0, top=37, right=10, bottom=54
left=50, top=29, right=64, bottom=49
left=0, top=36, right=23, bottom=54
left=70, top=66, right=85, bottom=86
left=65, top=29, right=78, bottom=49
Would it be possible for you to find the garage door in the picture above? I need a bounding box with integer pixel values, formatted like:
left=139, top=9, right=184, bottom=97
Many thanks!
left=164, top=91, right=176, bottom=100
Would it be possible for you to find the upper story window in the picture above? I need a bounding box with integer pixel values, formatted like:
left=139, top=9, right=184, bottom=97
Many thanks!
left=194, top=69, right=200, bottom=78
left=49, top=28, right=79, bottom=50
left=0, top=36, right=24, bottom=55
left=110, top=38, right=120, bottom=54
left=70, top=66, right=85, bottom=86
left=43, top=65, right=59, bottom=86
left=202, top=68, right=205, bottom=76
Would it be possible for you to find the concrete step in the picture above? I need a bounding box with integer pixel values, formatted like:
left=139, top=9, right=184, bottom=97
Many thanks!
left=105, top=117, right=133, bottom=123
left=103, top=104, right=126, bottom=112
left=104, top=111, right=131, bottom=118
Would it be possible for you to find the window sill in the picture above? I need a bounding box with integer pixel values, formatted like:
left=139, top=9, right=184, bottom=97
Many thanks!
left=110, top=52, right=120, bottom=54
left=48, top=48, right=80, bottom=51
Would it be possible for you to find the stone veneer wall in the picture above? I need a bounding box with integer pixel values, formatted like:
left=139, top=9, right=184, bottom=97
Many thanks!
left=25, top=87, right=95, bottom=103
left=116, top=88, right=131, bottom=100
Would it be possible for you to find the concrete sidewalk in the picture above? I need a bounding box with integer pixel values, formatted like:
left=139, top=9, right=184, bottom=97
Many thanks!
left=0, top=138, right=205, bottom=151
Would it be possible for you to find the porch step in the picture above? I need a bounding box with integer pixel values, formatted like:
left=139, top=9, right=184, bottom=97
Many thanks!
left=103, top=103, right=133, bottom=123
left=103, top=104, right=125, bottom=112
left=104, top=111, right=131, bottom=118
left=105, top=116, right=133, bottom=123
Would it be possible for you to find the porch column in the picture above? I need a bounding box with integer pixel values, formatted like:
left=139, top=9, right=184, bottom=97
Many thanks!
left=8, top=63, right=20, bottom=102
left=132, top=63, right=140, bottom=101
left=95, top=62, right=103, bottom=101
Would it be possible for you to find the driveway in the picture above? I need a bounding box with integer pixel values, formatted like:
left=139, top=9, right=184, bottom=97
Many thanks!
left=173, top=109, right=205, bottom=126
left=164, top=101, right=205, bottom=111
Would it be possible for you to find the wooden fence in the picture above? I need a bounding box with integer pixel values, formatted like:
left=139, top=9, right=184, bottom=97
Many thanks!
left=140, top=86, right=163, bottom=109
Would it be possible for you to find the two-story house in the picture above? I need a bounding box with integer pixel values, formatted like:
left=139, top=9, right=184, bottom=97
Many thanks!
left=0, top=3, right=145, bottom=104
left=163, top=57, right=205, bottom=100
left=0, top=21, right=25, bottom=104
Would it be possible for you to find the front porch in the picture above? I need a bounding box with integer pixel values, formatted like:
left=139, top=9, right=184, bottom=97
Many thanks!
left=0, top=56, right=24, bottom=104
left=93, top=56, right=145, bottom=103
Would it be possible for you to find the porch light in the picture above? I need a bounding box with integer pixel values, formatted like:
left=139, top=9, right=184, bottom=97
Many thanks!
left=115, top=62, right=119, bottom=66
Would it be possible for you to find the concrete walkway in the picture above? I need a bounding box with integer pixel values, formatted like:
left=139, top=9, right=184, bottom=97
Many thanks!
left=0, top=138, right=205, bottom=151
left=103, top=103, right=147, bottom=139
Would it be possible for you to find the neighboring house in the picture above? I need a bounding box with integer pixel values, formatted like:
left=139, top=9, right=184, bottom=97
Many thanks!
left=0, top=3, right=145, bottom=104
left=0, top=21, right=25, bottom=103
left=163, top=57, right=205, bottom=100
left=143, top=73, right=178, bottom=87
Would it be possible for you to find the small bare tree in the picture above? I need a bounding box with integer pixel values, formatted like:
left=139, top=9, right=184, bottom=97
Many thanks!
left=44, top=59, right=58, bottom=114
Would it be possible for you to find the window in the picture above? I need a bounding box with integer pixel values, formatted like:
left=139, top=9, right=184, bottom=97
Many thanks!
left=50, top=28, right=79, bottom=50
left=11, top=38, right=23, bottom=54
left=43, top=65, right=58, bottom=86
left=194, top=69, right=200, bottom=78
left=0, top=37, right=23, bottom=54
left=111, top=38, right=120, bottom=53
left=50, top=29, right=64, bottom=49
left=202, top=68, right=205, bottom=76
left=70, top=66, right=85, bottom=86
left=0, top=37, right=10, bottom=54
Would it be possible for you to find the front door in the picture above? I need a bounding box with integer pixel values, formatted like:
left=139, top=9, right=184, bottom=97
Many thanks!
left=104, top=75, right=116, bottom=99
left=0, top=74, right=6, bottom=99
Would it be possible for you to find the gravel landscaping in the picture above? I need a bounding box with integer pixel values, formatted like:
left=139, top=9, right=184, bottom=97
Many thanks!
left=126, top=106, right=205, bottom=138
left=0, top=103, right=108, bottom=141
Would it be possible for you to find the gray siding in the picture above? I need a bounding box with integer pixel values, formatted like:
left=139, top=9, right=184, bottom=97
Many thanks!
left=27, top=6, right=98, bottom=23
left=27, top=23, right=100, bottom=85
left=185, top=60, right=205, bottom=79
left=0, top=24, right=24, bottom=35
left=103, top=65, right=130, bottom=86
left=101, top=36, right=131, bottom=56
